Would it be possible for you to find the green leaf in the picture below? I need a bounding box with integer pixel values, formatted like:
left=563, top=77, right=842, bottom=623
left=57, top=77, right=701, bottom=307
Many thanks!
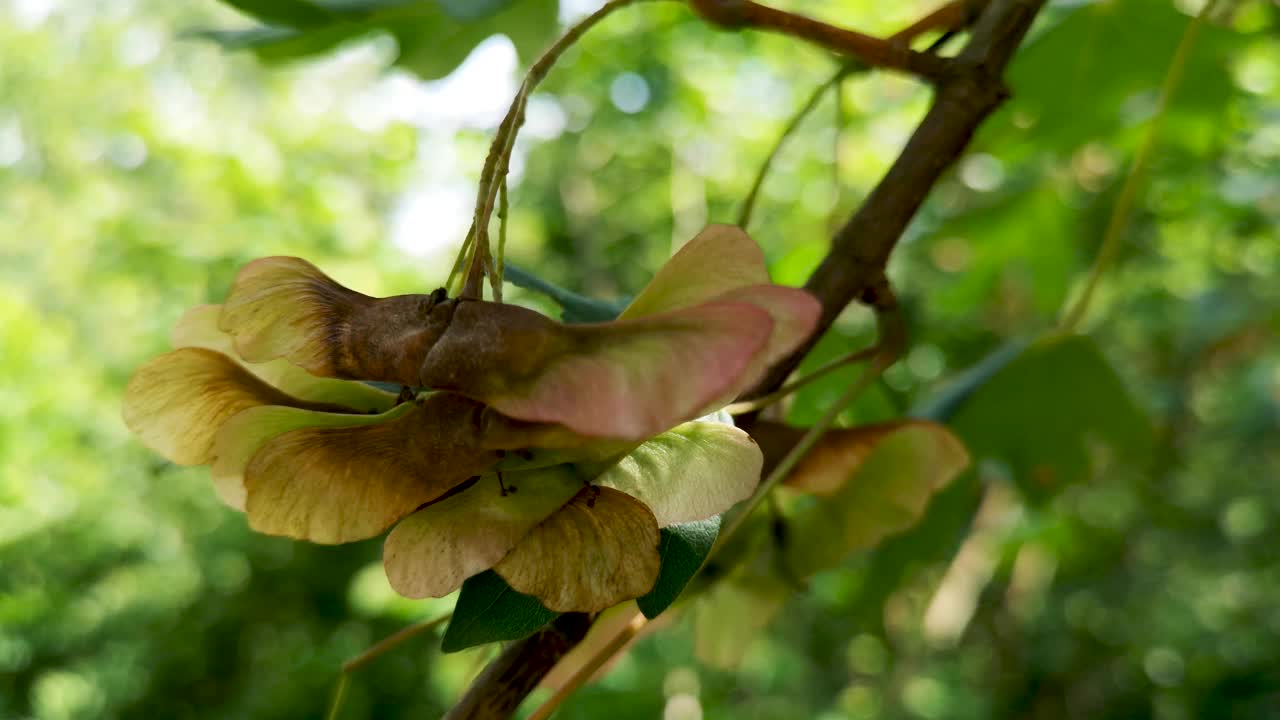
left=846, top=334, right=1154, bottom=628
left=947, top=333, right=1152, bottom=503
left=195, top=0, right=562, bottom=81
left=912, top=338, right=1028, bottom=422
left=693, top=559, right=792, bottom=668
left=842, top=471, right=983, bottom=632
left=388, top=0, right=561, bottom=81
left=637, top=517, right=720, bottom=619
left=504, top=262, right=626, bottom=323
left=218, top=0, right=335, bottom=27
left=437, top=0, right=513, bottom=21
left=441, top=570, right=559, bottom=652
left=924, top=187, right=1078, bottom=321
left=192, top=24, right=367, bottom=62
left=991, top=0, right=1241, bottom=153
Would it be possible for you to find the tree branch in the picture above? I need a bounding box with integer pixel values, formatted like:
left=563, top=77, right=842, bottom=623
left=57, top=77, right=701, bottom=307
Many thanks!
left=688, top=0, right=953, bottom=82
left=749, top=0, right=1046, bottom=396
left=445, top=1, right=1046, bottom=716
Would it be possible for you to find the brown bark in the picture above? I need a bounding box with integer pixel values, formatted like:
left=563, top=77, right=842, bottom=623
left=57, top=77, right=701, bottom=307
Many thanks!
left=443, top=613, right=592, bottom=720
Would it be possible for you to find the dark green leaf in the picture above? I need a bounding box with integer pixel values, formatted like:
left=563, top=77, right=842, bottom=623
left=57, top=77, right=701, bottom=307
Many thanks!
left=845, top=471, right=983, bottom=632
left=847, top=335, right=1153, bottom=632
left=437, top=0, right=513, bottom=21
left=637, top=517, right=720, bottom=619
left=441, top=570, right=558, bottom=652
left=191, top=24, right=369, bottom=62
left=190, top=26, right=297, bottom=51
left=218, top=0, right=335, bottom=27
left=991, top=0, right=1241, bottom=153
left=197, top=0, right=561, bottom=80
left=925, top=187, right=1078, bottom=321
left=947, top=334, right=1152, bottom=503
left=912, top=338, right=1028, bottom=422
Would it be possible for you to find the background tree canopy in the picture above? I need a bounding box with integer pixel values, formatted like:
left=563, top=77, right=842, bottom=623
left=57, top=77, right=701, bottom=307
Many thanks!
left=2, top=0, right=1278, bottom=718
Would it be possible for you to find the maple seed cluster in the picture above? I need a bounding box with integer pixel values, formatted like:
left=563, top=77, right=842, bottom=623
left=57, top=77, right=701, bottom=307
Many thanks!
left=123, top=225, right=821, bottom=612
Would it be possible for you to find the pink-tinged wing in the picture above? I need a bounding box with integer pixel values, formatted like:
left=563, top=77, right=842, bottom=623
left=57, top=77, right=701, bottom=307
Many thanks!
left=703, top=284, right=821, bottom=406
left=420, top=300, right=775, bottom=440
left=619, top=224, right=770, bottom=320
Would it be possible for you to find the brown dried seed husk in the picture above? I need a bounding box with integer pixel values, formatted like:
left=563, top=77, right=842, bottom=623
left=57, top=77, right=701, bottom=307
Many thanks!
left=495, top=486, right=661, bottom=613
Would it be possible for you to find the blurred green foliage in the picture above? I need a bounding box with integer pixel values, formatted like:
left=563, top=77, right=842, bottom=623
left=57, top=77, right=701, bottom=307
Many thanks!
left=2, top=0, right=1278, bottom=719
left=195, top=0, right=559, bottom=80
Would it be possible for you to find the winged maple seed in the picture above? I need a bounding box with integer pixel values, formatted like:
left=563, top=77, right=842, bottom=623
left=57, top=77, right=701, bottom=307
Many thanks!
left=123, top=225, right=819, bottom=612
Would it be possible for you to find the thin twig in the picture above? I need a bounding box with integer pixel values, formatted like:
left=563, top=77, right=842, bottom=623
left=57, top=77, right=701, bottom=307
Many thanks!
left=325, top=674, right=349, bottom=720
left=829, top=74, right=845, bottom=232
left=448, top=225, right=476, bottom=296
left=1058, top=0, right=1220, bottom=331
left=324, top=614, right=451, bottom=720
left=725, top=344, right=879, bottom=415
left=526, top=613, right=649, bottom=720
left=739, top=4, right=974, bottom=234
left=461, top=0, right=661, bottom=299
left=738, top=63, right=858, bottom=229
left=494, top=178, right=510, bottom=301
left=893, top=0, right=990, bottom=46
left=688, top=0, right=953, bottom=82
left=343, top=614, right=452, bottom=674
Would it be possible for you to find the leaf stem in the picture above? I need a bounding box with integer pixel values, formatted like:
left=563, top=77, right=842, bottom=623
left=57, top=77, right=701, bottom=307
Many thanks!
left=324, top=614, right=452, bottom=720
left=495, top=177, right=510, bottom=302
left=448, top=225, right=476, bottom=296
left=325, top=674, right=349, bottom=720
left=737, top=2, right=976, bottom=233
left=829, top=74, right=845, bottom=232
left=726, top=344, right=879, bottom=414
left=1058, top=0, right=1220, bottom=331
left=738, top=63, right=858, bottom=230
left=460, top=0, right=661, bottom=300
left=343, top=614, right=452, bottom=674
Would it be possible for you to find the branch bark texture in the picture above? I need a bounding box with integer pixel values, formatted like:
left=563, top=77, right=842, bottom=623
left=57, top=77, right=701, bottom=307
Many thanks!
left=751, top=0, right=1046, bottom=394
left=448, top=0, right=1046, bottom=716
left=688, top=0, right=953, bottom=81
left=444, top=613, right=592, bottom=720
